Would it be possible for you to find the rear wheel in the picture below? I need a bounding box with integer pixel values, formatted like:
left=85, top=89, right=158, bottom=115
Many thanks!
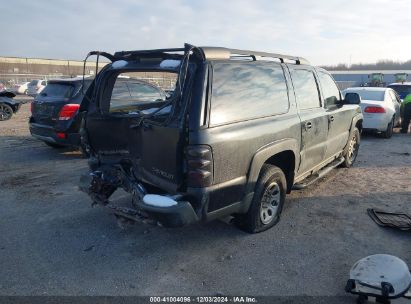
left=341, top=127, right=360, bottom=168
left=237, top=165, right=286, bottom=233
left=79, top=141, right=91, bottom=158
left=381, top=118, right=394, bottom=138
left=0, top=103, right=13, bottom=121
left=79, top=118, right=91, bottom=158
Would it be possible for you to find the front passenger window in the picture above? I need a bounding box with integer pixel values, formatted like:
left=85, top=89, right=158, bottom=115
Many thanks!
left=318, top=71, right=341, bottom=107
left=290, top=69, right=321, bottom=110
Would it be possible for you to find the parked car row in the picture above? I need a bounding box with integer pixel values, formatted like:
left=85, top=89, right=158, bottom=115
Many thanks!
left=0, top=79, right=48, bottom=96
left=27, top=79, right=47, bottom=96
left=12, top=82, right=30, bottom=95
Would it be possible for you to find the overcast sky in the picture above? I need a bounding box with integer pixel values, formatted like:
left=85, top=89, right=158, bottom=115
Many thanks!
left=1, top=0, right=410, bottom=65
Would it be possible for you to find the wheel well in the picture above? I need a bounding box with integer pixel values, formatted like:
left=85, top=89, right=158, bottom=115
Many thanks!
left=0, top=102, right=13, bottom=109
left=355, top=119, right=363, bottom=132
left=264, top=150, right=295, bottom=193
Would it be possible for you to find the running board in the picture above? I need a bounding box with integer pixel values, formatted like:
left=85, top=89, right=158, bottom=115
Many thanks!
left=292, top=157, right=344, bottom=190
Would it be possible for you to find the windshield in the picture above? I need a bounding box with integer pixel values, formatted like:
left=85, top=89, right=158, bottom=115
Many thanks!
left=387, top=85, right=411, bottom=99
left=109, top=71, right=177, bottom=114
left=345, top=89, right=385, bottom=101
left=40, top=83, right=74, bottom=98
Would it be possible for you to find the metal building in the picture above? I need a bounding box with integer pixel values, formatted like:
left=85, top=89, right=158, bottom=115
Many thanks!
left=331, top=70, right=411, bottom=90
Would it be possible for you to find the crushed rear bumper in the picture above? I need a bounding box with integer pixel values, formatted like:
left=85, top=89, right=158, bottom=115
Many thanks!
left=79, top=171, right=199, bottom=227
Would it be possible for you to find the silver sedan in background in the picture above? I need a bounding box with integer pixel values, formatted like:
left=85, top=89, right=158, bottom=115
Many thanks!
left=342, top=87, right=401, bottom=138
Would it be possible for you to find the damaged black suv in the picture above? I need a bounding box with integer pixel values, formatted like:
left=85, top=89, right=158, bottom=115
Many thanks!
left=79, top=44, right=363, bottom=233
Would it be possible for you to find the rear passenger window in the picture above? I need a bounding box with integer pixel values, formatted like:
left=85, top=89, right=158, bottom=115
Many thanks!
left=290, top=69, right=321, bottom=110
left=210, top=63, right=289, bottom=126
left=318, top=71, right=341, bottom=107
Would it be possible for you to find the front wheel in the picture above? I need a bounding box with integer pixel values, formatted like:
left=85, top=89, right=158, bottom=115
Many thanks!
left=0, top=103, right=13, bottom=121
left=341, top=127, right=360, bottom=168
left=237, top=165, right=286, bottom=233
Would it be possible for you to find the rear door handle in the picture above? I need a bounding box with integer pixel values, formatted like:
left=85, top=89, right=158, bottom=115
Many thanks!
left=329, top=115, right=335, bottom=122
left=304, top=121, right=312, bottom=130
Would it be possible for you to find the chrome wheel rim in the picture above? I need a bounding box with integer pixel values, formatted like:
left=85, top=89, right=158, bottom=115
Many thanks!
left=0, top=104, right=12, bottom=120
left=347, top=134, right=358, bottom=161
left=260, top=182, right=281, bottom=224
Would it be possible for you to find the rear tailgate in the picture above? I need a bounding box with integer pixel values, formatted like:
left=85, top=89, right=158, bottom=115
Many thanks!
left=31, top=82, right=77, bottom=126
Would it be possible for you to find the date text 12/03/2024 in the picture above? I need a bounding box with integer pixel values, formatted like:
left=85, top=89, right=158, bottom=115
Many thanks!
left=149, top=296, right=257, bottom=303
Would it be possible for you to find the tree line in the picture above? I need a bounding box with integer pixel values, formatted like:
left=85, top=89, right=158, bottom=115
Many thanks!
left=321, top=59, right=411, bottom=71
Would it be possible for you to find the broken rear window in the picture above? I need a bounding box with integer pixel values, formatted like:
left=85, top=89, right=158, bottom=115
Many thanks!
left=109, top=72, right=177, bottom=114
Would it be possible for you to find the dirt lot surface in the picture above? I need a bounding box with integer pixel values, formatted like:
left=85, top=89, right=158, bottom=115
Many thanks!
left=0, top=99, right=410, bottom=297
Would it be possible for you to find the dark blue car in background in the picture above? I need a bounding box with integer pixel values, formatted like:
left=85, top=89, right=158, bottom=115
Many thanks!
left=29, top=77, right=93, bottom=155
left=387, top=82, right=411, bottom=100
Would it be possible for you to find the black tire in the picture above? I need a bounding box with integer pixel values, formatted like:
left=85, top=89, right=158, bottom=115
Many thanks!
left=356, top=295, right=368, bottom=304
left=381, top=118, right=394, bottom=138
left=79, top=118, right=91, bottom=158
left=395, top=116, right=401, bottom=128
left=0, top=103, right=13, bottom=121
left=79, top=141, right=91, bottom=158
left=341, top=127, right=360, bottom=168
left=44, top=141, right=65, bottom=148
left=237, top=165, right=286, bottom=233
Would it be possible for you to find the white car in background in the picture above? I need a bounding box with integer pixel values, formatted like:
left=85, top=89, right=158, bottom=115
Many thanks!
left=12, top=82, right=30, bottom=94
left=27, top=79, right=47, bottom=96
left=342, top=87, right=401, bottom=138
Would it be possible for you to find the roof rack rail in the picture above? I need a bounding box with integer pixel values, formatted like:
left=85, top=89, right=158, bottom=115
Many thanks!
left=111, top=44, right=309, bottom=65
left=199, top=47, right=309, bottom=65
left=114, top=48, right=185, bottom=58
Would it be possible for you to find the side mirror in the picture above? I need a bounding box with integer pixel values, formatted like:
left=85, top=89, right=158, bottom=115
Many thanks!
left=344, top=92, right=361, bottom=105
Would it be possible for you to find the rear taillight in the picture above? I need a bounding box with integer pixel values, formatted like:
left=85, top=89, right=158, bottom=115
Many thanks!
left=186, top=145, right=213, bottom=188
left=58, top=104, right=80, bottom=120
left=364, top=106, right=386, bottom=113
left=56, top=132, right=66, bottom=139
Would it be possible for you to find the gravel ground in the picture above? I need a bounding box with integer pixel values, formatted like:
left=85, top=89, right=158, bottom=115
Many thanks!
left=0, top=100, right=410, bottom=297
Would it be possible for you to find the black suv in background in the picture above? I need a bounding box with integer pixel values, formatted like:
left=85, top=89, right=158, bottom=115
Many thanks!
left=79, top=44, right=363, bottom=233
left=29, top=76, right=168, bottom=156
left=29, top=78, right=93, bottom=154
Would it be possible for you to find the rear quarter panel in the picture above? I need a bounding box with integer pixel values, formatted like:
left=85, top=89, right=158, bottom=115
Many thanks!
left=189, top=62, right=301, bottom=211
